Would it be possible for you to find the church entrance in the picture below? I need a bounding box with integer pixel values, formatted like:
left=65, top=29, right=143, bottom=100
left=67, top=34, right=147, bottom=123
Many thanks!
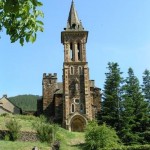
left=70, top=115, right=86, bottom=132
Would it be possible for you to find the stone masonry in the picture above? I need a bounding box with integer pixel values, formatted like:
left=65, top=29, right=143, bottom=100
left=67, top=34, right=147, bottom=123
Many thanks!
left=39, top=1, right=101, bottom=131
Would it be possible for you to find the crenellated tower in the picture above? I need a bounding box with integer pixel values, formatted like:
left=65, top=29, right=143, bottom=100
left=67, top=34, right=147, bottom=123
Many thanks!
left=42, top=73, right=57, bottom=116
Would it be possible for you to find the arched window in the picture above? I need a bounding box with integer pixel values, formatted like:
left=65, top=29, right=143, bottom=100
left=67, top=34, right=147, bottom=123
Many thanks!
left=72, top=23, right=76, bottom=29
left=77, top=43, right=81, bottom=61
left=80, top=104, right=84, bottom=113
left=71, top=104, right=75, bottom=113
left=70, top=43, right=73, bottom=61
left=78, top=66, right=83, bottom=75
left=70, top=66, right=74, bottom=75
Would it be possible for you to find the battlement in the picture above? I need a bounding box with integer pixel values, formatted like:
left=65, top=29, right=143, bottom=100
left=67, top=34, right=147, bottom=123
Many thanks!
left=89, top=80, right=95, bottom=87
left=43, top=73, right=57, bottom=79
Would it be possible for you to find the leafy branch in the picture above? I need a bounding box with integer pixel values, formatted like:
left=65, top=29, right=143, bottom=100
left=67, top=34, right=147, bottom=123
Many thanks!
left=0, top=0, right=44, bottom=45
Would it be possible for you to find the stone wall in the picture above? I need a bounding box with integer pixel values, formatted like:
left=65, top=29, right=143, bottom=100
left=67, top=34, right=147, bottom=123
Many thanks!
left=0, top=130, right=38, bottom=142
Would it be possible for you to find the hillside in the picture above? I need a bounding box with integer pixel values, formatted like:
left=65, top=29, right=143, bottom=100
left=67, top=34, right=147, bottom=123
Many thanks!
left=0, top=114, right=149, bottom=150
left=0, top=114, right=85, bottom=150
left=9, top=95, right=41, bottom=112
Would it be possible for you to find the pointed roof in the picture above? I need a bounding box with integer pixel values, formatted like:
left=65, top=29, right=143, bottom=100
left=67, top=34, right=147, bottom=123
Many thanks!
left=66, top=1, right=84, bottom=31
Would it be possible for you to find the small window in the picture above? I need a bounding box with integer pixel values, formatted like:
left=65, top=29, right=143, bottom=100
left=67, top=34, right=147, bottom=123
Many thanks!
left=74, top=99, right=80, bottom=104
left=72, top=24, right=76, bottom=29
left=80, top=104, right=84, bottom=112
left=70, top=43, right=73, bottom=61
left=70, top=66, right=74, bottom=75
left=78, top=66, right=83, bottom=75
left=77, top=43, right=81, bottom=61
left=71, top=104, right=75, bottom=113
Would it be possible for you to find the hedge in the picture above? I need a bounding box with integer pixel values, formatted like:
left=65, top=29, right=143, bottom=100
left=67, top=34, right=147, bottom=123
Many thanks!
left=102, top=145, right=150, bottom=150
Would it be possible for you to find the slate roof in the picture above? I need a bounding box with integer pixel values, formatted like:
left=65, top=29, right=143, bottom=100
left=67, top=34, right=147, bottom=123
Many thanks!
left=55, top=82, right=63, bottom=95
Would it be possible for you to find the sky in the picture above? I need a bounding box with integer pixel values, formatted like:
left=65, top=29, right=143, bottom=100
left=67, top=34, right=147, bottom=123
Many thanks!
left=0, top=0, right=150, bottom=97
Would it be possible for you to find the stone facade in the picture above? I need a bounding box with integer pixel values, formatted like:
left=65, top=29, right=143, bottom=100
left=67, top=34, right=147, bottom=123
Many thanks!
left=39, top=1, right=101, bottom=131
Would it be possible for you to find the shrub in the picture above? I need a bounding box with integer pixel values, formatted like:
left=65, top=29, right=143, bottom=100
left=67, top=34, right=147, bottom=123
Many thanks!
left=85, top=121, right=121, bottom=150
left=36, top=123, right=53, bottom=143
left=102, top=144, right=150, bottom=150
left=33, top=115, right=58, bottom=144
left=0, top=113, right=9, bottom=117
left=4, top=134, right=10, bottom=141
left=5, top=119, right=21, bottom=141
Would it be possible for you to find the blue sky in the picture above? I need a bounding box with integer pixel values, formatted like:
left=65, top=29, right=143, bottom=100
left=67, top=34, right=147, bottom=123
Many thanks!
left=0, top=0, right=150, bottom=97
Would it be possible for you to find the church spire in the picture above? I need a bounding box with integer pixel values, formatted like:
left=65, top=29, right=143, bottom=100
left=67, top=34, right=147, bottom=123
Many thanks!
left=66, top=1, right=84, bottom=31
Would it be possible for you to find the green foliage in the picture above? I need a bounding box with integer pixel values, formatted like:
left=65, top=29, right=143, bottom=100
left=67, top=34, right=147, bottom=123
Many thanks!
left=0, top=0, right=44, bottom=45
left=0, top=140, right=50, bottom=150
left=142, top=69, right=150, bottom=103
left=4, top=134, right=10, bottom=141
left=0, top=113, right=9, bottom=117
left=120, top=68, right=150, bottom=145
left=0, top=114, right=85, bottom=150
left=102, top=62, right=123, bottom=130
left=9, top=94, right=40, bottom=111
left=5, top=119, right=21, bottom=141
left=102, top=145, right=150, bottom=150
left=33, top=115, right=58, bottom=144
left=85, top=120, right=120, bottom=150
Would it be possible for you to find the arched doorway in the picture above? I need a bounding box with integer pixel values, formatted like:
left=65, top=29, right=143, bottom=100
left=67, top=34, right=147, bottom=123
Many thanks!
left=70, top=115, right=86, bottom=132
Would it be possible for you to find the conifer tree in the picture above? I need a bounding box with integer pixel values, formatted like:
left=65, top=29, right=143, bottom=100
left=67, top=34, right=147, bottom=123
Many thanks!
left=142, top=69, right=150, bottom=103
left=142, top=69, right=150, bottom=143
left=121, top=68, right=149, bottom=144
left=102, top=62, right=123, bottom=131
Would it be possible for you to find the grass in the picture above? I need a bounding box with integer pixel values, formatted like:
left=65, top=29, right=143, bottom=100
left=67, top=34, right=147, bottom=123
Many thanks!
left=0, top=114, right=85, bottom=150
left=0, top=114, right=150, bottom=150
left=0, top=114, right=38, bottom=132
left=57, top=127, right=85, bottom=150
left=0, top=141, right=50, bottom=150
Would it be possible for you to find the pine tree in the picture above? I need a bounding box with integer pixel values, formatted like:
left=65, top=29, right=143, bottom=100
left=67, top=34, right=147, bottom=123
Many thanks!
left=102, top=62, right=123, bottom=131
left=142, top=69, right=150, bottom=103
left=121, top=68, right=149, bottom=144
left=142, top=69, right=150, bottom=143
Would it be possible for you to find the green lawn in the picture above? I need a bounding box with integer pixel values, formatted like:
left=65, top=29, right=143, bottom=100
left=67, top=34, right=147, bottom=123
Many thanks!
left=0, top=141, right=50, bottom=150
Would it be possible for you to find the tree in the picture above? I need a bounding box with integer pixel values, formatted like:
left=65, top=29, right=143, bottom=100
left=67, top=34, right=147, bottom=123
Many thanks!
left=0, top=0, right=44, bottom=45
left=142, top=69, right=150, bottom=143
left=85, top=120, right=120, bottom=150
left=142, top=69, right=150, bottom=103
left=121, top=68, right=150, bottom=144
left=102, top=62, right=123, bottom=131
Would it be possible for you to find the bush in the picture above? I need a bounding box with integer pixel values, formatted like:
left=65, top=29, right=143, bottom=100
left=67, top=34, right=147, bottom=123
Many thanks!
left=0, top=113, right=9, bottom=117
left=4, top=134, right=10, bottom=141
left=102, top=145, right=150, bottom=150
left=36, top=123, right=53, bottom=143
left=85, top=121, right=121, bottom=150
left=5, top=119, right=21, bottom=141
left=34, top=115, right=58, bottom=144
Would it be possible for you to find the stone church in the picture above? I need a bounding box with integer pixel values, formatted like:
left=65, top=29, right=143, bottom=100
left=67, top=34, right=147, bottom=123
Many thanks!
left=38, top=1, right=101, bottom=132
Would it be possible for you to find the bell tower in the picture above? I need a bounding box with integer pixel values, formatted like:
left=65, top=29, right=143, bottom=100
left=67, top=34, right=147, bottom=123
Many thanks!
left=61, top=1, right=93, bottom=131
